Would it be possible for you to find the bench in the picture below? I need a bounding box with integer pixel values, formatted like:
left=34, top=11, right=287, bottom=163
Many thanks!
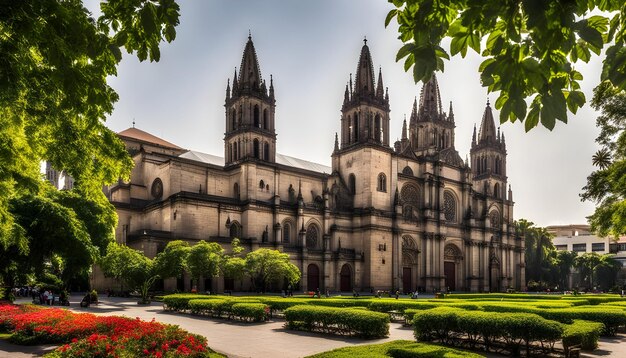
left=566, top=344, right=581, bottom=358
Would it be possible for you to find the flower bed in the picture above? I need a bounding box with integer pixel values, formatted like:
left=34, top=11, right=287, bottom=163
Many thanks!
left=0, top=302, right=222, bottom=357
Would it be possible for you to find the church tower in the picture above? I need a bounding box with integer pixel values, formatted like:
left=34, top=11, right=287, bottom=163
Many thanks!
left=470, top=101, right=508, bottom=200
left=224, top=34, right=276, bottom=165
left=339, top=39, right=390, bottom=149
left=406, top=74, right=456, bottom=156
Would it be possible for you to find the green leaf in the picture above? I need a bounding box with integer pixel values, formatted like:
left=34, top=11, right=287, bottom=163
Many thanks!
left=140, top=5, right=158, bottom=37
left=577, top=21, right=604, bottom=50
left=385, top=9, right=398, bottom=27
left=396, top=43, right=415, bottom=62
left=525, top=103, right=540, bottom=132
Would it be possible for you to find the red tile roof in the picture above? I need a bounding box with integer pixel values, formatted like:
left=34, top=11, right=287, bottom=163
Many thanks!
left=118, top=127, right=183, bottom=150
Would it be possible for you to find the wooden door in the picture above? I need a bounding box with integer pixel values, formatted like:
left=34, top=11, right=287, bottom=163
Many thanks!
left=307, top=264, right=320, bottom=292
left=402, top=267, right=412, bottom=294
left=340, top=265, right=352, bottom=292
left=444, top=261, right=456, bottom=291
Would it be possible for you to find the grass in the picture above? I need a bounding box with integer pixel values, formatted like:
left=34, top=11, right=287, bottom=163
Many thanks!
left=305, top=340, right=485, bottom=358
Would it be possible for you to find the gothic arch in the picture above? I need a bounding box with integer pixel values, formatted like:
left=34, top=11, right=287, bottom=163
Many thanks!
left=489, top=208, right=501, bottom=230
left=339, top=264, right=353, bottom=292
left=233, top=182, right=239, bottom=199
left=402, top=166, right=413, bottom=176
left=443, top=190, right=458, bottom=223
left=348, top=174, right=356, bottom=194
left=281, top=219, right=294, bottom=244
left=400, top=184, right=419, bottom=204
left=377, top=173, right=386, bottom=192
left=263, top=108, right=268, bottom=129
left=494, top=182, right=500, bottom=198
left=305, top=222, right=321, bottom=249
left=253, top=138, right=260, bottom=159
left=231, top=108, right=237, bottom=130
left=263, top=142, right=270, bottom=161
left=375, top=114, right=382, bottom=142
left=253, top=104, right=260, bottom=127
left=444, top=244, right=463, bottom=261
left=229, top=221, right=241, bottom=238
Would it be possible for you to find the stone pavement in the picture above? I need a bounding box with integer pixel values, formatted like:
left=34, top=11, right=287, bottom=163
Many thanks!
left=2, top=295, right=626, bottom=357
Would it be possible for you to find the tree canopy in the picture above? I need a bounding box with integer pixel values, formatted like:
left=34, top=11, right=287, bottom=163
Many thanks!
left=387, top=0, right=626, bottom=131
left=0, top=0, right=180, bottom=248
left=582, top=83, right=626, bottom=238
left=244, top=249, right=301, bottom=292
left=99, top=242, right=158, bottom=302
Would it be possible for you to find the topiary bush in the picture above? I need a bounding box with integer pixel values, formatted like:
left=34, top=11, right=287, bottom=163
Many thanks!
left=284, top=305, right=389, bottom=338
left=562, top=320, right=604, bottom=352
left=162, top=294, right=216, bottom=311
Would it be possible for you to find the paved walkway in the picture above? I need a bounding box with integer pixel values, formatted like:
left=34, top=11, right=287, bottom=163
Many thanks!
left=2, top=296, right=626, bottom=357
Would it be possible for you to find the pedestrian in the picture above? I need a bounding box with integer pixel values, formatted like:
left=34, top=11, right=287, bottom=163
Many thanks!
left=325, top=289, right=330, bottom=298
left=315, top=287, right=321, bottom=298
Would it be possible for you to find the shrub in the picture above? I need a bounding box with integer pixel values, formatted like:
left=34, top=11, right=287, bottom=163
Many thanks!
left=162, top=294, right=216, bottom=311
left=231, top=303, right=268, bottom=322
left=188, top=299, right=229, bottom=316
left=255, top=297, right=309, bottom=315
left=412, top=307, right=462, bottom=343
left=368, top=300, right=439, bottom=314
left=284, top=305, right=389, bottom=338
left=305, top=298, right=372, bottom=308
left=304, top=340, right=485, bottom=358
left=562, top=320, right=604, bottom=351
left=561, top=295, right=626, bottom=305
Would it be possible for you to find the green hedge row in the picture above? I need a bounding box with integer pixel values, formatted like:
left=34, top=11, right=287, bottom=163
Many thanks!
left=445, top=293, right=565, bottom=300
left=305, top=340, right=485, bottom=358
left=188, top=299, right=267, bottom=322
left=413, top=307, right=563, bottom=354
left=562, top=320, right=604, bottom=351
left=163, top=294, right=218, bottom=311
left=561, top=295, right=626, bottom=305
left=284, top=305, right=389, bottom=338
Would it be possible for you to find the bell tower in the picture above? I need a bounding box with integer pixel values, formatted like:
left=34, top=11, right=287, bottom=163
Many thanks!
left=470, top=101, right=508, bottom=199
left=338, top=39, right=390, bottom=150
left=224, top=34, right=276, bottom=165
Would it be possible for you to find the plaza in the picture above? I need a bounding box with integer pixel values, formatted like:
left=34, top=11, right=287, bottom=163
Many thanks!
left=2, top=295, right=626, bottom=357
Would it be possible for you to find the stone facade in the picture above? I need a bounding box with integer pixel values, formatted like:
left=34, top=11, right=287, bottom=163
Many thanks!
left=92, top=36, right=525, bottom=293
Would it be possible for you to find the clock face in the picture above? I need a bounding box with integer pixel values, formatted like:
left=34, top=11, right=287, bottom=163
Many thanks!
left=151, top=178, right=163, bottom=199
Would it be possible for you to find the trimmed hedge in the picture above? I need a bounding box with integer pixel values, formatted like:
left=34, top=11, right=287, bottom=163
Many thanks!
left=562, top=320, right=604, bottom=351
left=284, top=305, right=389, bottom=338
left=413, top=307, right=563, bottom=354
left=445, top=293, right=564, bottom=300
left=162, top=294, right=217, bottom=311
left=231, top=303, right=268, bottom=322
left=305, top=340, right=485, bottom=358
left=305, top=298, right=373, bottom=308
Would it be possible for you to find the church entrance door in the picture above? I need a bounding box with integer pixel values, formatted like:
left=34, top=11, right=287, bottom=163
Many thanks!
left=444, top=262, right=456, bottom=291
left=340, top=264, right=352, bottom=292
left=402, top=267, right=412, bottom=294
left=307, top=264, right=320, bottom=291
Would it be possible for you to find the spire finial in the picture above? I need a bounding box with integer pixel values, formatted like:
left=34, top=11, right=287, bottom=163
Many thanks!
left=248, top=29, right=251, bottom=40
left=132, top=118, right=135, bottom=128
left=363, top=36, right=367, bottom=45
left=486, top=97, right=490, bottom=106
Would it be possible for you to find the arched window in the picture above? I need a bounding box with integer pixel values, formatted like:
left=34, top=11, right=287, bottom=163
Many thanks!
left=230, top=221, right=241, bottom=238
left=443, top=191, right=456, bottom=222
left=263, top=108, right=268, bottom=129
left=253, top=139, right=260, bottom=159
left=233, top=142, right=238, bottom=160
left=490, top=210, right=500, bottom=229
left=354, top=113, right=359, bottom=142
left=377, top=173, right=386, bottom=192
left=263, top=142, right=269, bottom=161
left=283, top=222, right=291, bottom=244
left=233, top=183, right=239, bottom=199
left=231, top=108, right=236, bottom=130
left=401, top=184, right=420, bottom=221
left=494, top=183, right=500, bottom=198
left=348, top=174, right=356, bottom=194
left=306, top=225, right=319, bottom=249
left=259, top=180, right=265, bottom=189
left=402, top=166, right=413, bottom=176
left=375, top=114, right=381, bottom=142
left=254, top=105, right=260, bottom=127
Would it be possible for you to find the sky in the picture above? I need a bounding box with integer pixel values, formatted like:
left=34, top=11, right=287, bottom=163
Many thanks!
left=85, top=0, right=604, bottom=228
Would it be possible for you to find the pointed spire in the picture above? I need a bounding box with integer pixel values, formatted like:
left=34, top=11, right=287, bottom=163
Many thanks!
left=385, top=87, right=389, bottom=102
left=417, top=73, right=443, bottom=121
left=448, top=101, right=454, bottom=122
left=376, top=67, right=384, bottom=99
left=238, top=33, right=263, bottom=92
left=232, top=68, right=238, bottom=93
left=409, top=97, right=418, bottom=125
left=394, top=187, right=400, bottom=206
left=269, top=74, right=275, bottom=100
left=226, top=78, right=231, bottom=100
left=501, top=131, right=506, bottom=145
left=508, top=184, right=513, bottom=201
left=472, top=124, right=477, bottom=145
left=497, top=126, right=501, bottom=141
left=297, top=179, right=303, bottom=201
left=349, top=73, right=353, bottom=96
left=354, top=39, right=376, bottom=97
left=261, top=79, right=267, bottom=95
left=478, top=100, right=497, bottom=144
left=343, top=82, right=350, bottom=105
left=402, top=116, right=408, bottom=140
left=334, top=132, right=339, bottom=152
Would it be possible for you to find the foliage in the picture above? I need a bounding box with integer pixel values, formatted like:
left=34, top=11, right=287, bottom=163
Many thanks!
left=386, top=0, right=626, bottom=131
left=230, top=303, right=268, bottom=322
left=2, top=192, right=100, bottom=294
left=162, top=294, right=215, bottom=311
left=244, top=248, right=300, bottom=292
left=284, top=305, right=390, bottom=338
left=515, top=219, right=562, bottom=286
left=574, top=252, right=601, bottom=289
left=594, top=254, right=622, bottom=290
left=186, top=241, right=224, bottom=288
left=0, top=0, right=180, bottom=254
left=99, top=243, right=158, bottom=303
left=305, top=340, right=485, bottom=358
left=0, top=302, right=216, bottom=357
left=562, top=320, right=604, bottom=351
left=154, top=240, right=190, bottom=279
left=582, top=84, right=626, bottom=238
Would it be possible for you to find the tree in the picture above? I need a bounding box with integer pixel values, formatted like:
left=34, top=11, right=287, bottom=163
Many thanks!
left=0, top=0, right=180, bottom=249
left=386, top=1, right=625, bottom=131
left=595, top=254, right=622, bottom=290
left=99, top=243, right=158, bottom=303
left=555, top=250, right=578, bottom=290
left=220, top=238, right=246, bottom=282
left=516, top=219, right=555, bottom=283
left=244, top=249, right=300, bottom=293
left=574, top=252, right=601, bottom=290
left=1, top=192, right=99, bottom=295
left=581, top=83, right=626, bottom=238
left=186, top=241, right=223, bottom=289
left=154, top=240, right=190, bottom=279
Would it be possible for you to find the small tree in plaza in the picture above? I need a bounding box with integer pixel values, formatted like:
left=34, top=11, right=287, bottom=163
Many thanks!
left=220, top=238, right=246, bottom=283
left=154, top=240, right=190, bottom=280
left=575, top=252, right=602, bottom=290
left=244, top=249, right=300, bottom=293
left=99, top=243, right=158, bottom=303
left=186, top=241, right=223, bottom=291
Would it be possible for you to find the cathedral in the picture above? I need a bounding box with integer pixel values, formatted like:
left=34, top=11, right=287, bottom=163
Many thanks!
left=93, top=35, right=526, bottom=293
